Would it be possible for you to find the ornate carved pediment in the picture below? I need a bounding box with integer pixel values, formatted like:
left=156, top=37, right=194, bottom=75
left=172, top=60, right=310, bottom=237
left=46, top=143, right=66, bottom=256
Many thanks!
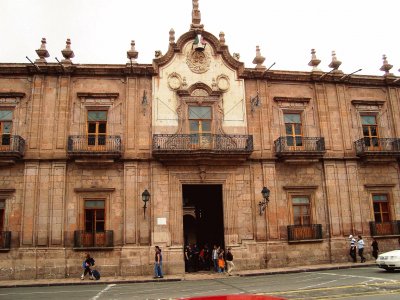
left=351, top=99, right=385, bottom=111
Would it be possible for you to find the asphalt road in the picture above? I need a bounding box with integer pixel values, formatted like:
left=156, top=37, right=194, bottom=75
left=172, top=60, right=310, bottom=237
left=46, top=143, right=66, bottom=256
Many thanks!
left=0, top=267, right=399, bottom=300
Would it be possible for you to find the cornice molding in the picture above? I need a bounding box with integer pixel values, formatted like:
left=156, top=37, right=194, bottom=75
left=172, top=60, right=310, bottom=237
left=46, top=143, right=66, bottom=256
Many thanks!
left=0, top=92, right=26, bottom=98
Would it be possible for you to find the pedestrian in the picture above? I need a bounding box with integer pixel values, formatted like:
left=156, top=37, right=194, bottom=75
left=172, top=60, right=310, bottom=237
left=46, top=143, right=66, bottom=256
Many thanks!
left=357, top=235, right=366, bottom=263
left=349, top=235, right=357, bottom=262
left=81, top=253, right=95, bottom=280
left=218, top=249, right=225, bottom=273
left=371, top=238, right=379, bottom=260
left=225, top=248, right=235, bottom=276
left=212, top=245, right=219, bottom=272
left=154, top=246, right=163, bottom=278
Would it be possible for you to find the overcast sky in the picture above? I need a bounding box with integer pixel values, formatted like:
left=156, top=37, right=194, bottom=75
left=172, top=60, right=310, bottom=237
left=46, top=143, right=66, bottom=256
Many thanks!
left=1, top=0, right=399, bottom=76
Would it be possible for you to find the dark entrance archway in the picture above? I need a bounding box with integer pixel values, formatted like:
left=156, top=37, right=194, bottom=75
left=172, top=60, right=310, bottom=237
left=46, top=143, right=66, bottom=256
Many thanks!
left=182, top=184, right=224, bottom=249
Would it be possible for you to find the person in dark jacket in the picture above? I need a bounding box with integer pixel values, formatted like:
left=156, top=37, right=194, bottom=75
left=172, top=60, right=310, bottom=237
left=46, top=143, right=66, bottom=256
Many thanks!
left=81, top=253, right=95, bottom=280
left=225, top=248, right=235, bottom=275
left=371, top=238, right=379, bottom=260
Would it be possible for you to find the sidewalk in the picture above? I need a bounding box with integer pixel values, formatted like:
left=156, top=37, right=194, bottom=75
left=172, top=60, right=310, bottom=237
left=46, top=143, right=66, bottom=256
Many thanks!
left=0, top=262, right=375, bottom=288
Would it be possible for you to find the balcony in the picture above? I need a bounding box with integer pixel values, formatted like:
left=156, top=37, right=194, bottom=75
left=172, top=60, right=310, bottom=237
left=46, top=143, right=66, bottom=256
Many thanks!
left=0, top=135, right=25, bottom=165
left=0, top=231, right=11, bottom=251
left=369, top=221, right=400, bottom=237
left=67, top=135, right=122, bottom=164
left=355, top=138, right=400, bottom=162
left=73, top=230, right=114, bottom=250
left=274, top=137, right=326, bottom=163
left=287, top=224, right=323, bottom=242
left=152, top=134, right=253, bottom=163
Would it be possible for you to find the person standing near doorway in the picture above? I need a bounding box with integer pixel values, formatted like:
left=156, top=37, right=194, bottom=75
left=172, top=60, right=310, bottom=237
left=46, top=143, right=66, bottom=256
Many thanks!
left=225, top=248, right=235, bottom=276
left=154, top=246, right=163, bottom=278
left=357, top=235, right=366, bottom=263
left=212, top=245, right=219, bottom=272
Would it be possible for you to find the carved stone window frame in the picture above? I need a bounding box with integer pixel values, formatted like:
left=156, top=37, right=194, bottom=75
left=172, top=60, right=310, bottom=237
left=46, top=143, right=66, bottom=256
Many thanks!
left=175, top=82, right=224, bottom=134
left=74, top=187, right=115, bottom=232
left=0, top=189, right=16, bottom=231
left=274, top=97, right=311, bottom=137
left=77, top=93, right=119, bottom=135
left=364, top=184, right=395, bottom=222
left=0, top=93, right=26, bottom=135
left=283, top=185, right=318, bottom=225
left=351, top=100, right=386, bottom=137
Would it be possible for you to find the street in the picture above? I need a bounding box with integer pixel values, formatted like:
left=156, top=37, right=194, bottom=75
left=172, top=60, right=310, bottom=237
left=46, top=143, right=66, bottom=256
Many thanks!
left=0, top=267, right=399, bottom=300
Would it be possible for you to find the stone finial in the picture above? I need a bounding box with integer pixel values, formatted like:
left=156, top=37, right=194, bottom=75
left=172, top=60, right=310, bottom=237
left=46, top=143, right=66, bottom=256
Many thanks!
left=252, top=45, right=266, bottom=69
left=155, top=50, right=162, bottom=58
left=169, top=28, right=175, bottom=45
left=233, top=53, right=240, bottom=61
left=35, top=38, right=50, bottom=63
left=219, top=32, right=225, bottom=46
left=127, top=40, right=138, bottom=63
left=379, top=54, right=393, bottom=76
left=328, top=51, right=342, bottom=73
left=308, top=49, right=321, bottom=72
left=61, top=38, right=75, bottom=64
left=308, top=48, right=321, bottom=72
left=190, top=0, right=204, bottom=30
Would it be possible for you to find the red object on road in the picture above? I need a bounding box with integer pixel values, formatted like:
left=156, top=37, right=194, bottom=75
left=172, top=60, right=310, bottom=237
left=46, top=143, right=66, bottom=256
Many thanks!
left=180, top=295, right=286, bottom=300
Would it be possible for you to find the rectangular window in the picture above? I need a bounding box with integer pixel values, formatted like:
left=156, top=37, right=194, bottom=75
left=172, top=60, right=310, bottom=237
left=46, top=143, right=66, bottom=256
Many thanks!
left=373, top=194, right=390, bottom=223
left=292, top=196, right=310, bottom=225
left=84, top=200, right=105, bottom=233
left=361, top=115, right=379, bottom=148
left=0, top=110, right=13, bottom=146
left=87, top=111, right=107, bottom=147
left=188, top=106, right=212, bottom=148
left=284, top=113, right=303, bottom=148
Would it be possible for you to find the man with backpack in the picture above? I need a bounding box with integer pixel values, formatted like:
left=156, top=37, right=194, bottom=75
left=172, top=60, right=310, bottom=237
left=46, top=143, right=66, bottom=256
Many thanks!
left=81, top=253, right=95, bottom=280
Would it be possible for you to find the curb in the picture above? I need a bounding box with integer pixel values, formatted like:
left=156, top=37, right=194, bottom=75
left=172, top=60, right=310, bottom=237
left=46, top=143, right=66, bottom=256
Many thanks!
left=0, top=263, right=376, bottom=289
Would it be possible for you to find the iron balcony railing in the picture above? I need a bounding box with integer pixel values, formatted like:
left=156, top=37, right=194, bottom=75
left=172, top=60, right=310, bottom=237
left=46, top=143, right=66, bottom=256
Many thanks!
left=74, top=230, right=114, bottom=248
left=67, top=135, right=122, bottom=154
left=369, top=221, right=400, bottom=237
left=275, top=137, right=325, bottom=153
left=0, top=135, right=25, bottom=157
left=0, top=231, right=11, bottom=250
left=152, top=134, right=253, bottom=153
left=287, top=224, right=323, bottom=241
left=355, top=138, right=400, bottom=156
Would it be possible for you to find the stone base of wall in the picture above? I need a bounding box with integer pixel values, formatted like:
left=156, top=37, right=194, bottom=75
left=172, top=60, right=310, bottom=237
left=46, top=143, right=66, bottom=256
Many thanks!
left=0, top=238, right=398, bottom=280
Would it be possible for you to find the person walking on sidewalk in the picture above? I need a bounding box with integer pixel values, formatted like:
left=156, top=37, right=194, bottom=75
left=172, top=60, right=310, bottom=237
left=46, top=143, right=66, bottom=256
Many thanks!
left=225, top=248, right=235, bottom=276
left=154, top=246, right=164, bottom=278
left=81, top=253, right=95, bottom=280
left=357, top=235, right=366, bottom=263
left=349, top=235, right=357, bottom=262
left=212, top=245, right=219, bottom=272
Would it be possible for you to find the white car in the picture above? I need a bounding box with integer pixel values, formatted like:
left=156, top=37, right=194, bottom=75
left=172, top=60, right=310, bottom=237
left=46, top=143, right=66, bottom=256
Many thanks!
left=376, top=250, right=400, bottom=271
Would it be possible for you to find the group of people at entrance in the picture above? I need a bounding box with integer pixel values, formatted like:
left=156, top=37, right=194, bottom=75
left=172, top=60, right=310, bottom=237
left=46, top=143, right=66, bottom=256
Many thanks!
left=349, top=235, right=379, bottom=263
left=184, top=244, right=234, bottom=275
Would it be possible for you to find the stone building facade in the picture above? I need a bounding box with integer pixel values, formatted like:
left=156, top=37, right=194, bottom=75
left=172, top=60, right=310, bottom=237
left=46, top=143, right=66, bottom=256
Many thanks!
left=0, top=1, right=400, bottom=280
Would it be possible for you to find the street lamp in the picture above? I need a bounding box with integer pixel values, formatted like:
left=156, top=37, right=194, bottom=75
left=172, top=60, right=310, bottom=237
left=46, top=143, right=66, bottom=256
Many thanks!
left=142, top=189, right=150, bottom=218
left=259, top=186, right=270, bottom=215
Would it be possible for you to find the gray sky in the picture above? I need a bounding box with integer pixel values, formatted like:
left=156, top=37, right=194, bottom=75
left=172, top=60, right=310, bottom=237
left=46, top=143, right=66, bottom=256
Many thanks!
left=1, top=0, right=399, bottom=76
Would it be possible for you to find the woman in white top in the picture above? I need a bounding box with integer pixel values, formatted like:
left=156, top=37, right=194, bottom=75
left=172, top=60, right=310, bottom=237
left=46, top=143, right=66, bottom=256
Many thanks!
left=357, top=235, right=366, bottom=263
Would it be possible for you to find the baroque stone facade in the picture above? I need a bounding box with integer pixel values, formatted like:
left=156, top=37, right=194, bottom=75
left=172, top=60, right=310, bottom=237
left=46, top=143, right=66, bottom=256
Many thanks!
left=0, top=2, right=400, bottom=280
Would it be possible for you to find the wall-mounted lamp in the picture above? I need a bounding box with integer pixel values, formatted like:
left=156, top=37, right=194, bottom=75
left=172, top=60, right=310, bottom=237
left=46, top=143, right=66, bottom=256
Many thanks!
left=142, top=189, right=150, bottom=218
left=250, top=91, right=261, bottom=112
left=259, top=186, right=270, bottom=215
